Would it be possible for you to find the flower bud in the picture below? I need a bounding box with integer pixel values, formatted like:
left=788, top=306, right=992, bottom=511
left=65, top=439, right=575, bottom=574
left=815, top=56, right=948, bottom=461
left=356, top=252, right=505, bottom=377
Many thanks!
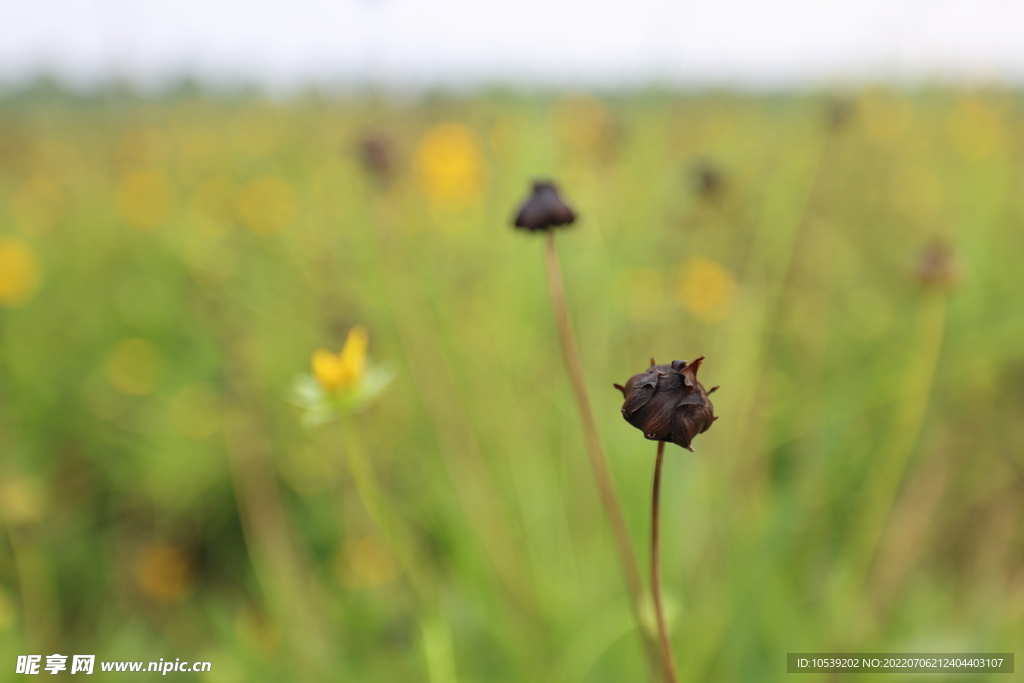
left=512, top=180, right=576, bottom=232
left=614, top=357, right=719, bottom=451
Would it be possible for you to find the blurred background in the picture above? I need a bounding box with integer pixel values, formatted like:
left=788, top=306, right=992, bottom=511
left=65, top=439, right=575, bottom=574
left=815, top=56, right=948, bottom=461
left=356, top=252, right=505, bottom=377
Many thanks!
left=1, top=1, right=1023, bottom=681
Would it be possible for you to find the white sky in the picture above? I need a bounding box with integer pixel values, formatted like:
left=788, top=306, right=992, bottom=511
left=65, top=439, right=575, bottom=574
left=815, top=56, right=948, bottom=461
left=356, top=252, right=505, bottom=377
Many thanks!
left=2, top=0, right=1023, bottom=90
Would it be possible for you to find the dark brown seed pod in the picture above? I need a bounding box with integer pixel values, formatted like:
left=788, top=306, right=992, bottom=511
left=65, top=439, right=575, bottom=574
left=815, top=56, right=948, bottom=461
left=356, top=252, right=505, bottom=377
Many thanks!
left=614, top=357, right=719, bottom=451
left=355, top=132, right=394, bottom=182
left=691, top=161, right=724, bottom=199
left=512, top=180, right=576, bottom=232
left=916, top=238, right=960, bottom=289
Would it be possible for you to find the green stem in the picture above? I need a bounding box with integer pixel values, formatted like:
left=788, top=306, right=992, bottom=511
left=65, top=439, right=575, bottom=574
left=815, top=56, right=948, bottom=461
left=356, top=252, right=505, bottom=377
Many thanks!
left=542, top=231, right=660, bottom=677
left=337, top=415, right=459, bottom=683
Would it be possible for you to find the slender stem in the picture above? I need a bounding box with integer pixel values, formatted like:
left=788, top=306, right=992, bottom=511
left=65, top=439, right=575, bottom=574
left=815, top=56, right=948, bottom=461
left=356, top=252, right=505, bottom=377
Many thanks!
left=651, top=441, right=679, bottom=683
left=542, top=232, right=659, bottom=671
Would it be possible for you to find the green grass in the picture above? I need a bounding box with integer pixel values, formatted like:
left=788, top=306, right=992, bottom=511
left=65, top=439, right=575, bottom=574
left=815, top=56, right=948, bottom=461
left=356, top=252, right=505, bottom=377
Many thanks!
left=1, top=86, right=1022, bottom=682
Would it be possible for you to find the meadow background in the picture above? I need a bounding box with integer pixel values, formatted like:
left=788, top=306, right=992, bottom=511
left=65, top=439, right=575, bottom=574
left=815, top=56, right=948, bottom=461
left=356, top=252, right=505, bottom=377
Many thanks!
left=1, top=84, right=1023, bottom=681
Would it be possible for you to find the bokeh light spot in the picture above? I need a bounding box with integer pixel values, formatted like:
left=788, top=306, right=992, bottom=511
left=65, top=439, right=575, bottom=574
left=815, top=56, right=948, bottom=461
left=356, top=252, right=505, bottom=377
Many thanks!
left=0, top=238, right=41, bottom=307
left=335, top=536, right=401, bottom=589
left=104, top=338, right=162, bottom=395
left=0, top=475, right=47, bottom=524
left=133, top=543, right=194, bottom=602
left=116, top=169, right=176, bottom=230
left=676, top=257, right=737, bottom=322
left=413, top=122, right=486, bottom=210
left=235, top=175, right=296, bottom=234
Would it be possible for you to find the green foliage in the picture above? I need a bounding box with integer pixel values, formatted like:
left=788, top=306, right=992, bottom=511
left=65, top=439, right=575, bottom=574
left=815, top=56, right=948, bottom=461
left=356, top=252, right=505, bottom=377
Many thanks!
left=0, top=87, right=1022, bottom=682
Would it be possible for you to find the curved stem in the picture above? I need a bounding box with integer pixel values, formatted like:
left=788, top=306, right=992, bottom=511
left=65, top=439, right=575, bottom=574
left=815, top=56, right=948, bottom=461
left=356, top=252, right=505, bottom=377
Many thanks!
left=542, top=234, right=644, bottom=597
left=651, top=441, right=679, bottom=683
left=542, top=232, right=662, bottom=678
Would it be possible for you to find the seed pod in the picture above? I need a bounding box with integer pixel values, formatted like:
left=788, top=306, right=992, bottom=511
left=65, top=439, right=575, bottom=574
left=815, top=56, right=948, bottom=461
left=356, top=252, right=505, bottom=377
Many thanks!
left=512, top=180, right=576, bottom=232
left=691, top=161, right=725, bottom=200
left=356, top=132, right=394, bottom=183
left=614, top=357, right=719, bottom=451
left=916, top=238, right=960, bottom=289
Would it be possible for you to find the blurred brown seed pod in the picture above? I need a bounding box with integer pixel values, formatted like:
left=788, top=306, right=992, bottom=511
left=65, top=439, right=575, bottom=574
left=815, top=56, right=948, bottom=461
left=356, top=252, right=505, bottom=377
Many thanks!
left=691, top=161, right=725, bottom=200
left=512, top=180, right=576, bottom=232
left=356, top=132, right=395, bottom=183
left=916, top=238, right=960, bottom=289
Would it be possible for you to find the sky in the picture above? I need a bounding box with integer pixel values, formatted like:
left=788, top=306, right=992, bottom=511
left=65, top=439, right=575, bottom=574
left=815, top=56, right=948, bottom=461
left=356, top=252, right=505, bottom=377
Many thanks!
left=2, top=0, right=1024, bottom=91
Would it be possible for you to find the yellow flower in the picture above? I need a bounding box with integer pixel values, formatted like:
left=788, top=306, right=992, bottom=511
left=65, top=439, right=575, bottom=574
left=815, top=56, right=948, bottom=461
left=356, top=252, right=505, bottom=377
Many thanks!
left=235, top=174, right=296, bottom=234
left=413, top=123, right=486, bottom=209
left=335, top=535, right=401, bottom=589
left=133, top=543, right=193, bottom=602
left=115, top=169, right=175, bottom=230
left=676, top=257, right=737, bottom=322
left=0, top=239, right=41, bottom=306
left=312, top=325, right=369, bottom=392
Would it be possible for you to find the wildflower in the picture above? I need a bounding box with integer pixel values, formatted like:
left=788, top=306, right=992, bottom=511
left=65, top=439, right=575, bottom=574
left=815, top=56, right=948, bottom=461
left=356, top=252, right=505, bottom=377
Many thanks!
left=290, top=325, right=392, bottom=427
left=676, top=257, right=737, bottom=322
left=133, top=543, right=193, bottom=602
left=115, top=169, right=175, bottom=230
left=413, top=123, right=486, bottom=209
left=614, top=357, right=719, bottom=451
left=0, top=238, right=41, bottom=306
left=312, top=325, right=368, bottom=392
left=513, top=181, right=576, bottom=232
left=235, top=175, right=296, bottom=234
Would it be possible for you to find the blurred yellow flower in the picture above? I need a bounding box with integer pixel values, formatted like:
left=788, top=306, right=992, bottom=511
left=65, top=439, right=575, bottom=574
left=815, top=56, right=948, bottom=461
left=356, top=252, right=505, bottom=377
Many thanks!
left=105, top=338, right=162, bottom=395
left=0, top=475, right=47, bottom=524
left=235, top=175, right=296, bottom=234
left=947, top=99, right=1002, bottom=161
left=0, top=239, right=41, bottom=307
left=312, top=325, right=368, bottom=392
left=335, top=535, right=400, bottom=589
left=116, top=169, right=175, bottom=230
left=133, top=543, right=193, bottom=602
left=676, top=257, right=737, bottom=322
left=413, top=123, right=486, bottom=209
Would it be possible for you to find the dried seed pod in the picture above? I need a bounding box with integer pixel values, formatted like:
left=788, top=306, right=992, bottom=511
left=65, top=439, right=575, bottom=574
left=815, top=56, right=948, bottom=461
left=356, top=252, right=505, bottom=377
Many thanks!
left=614, top=357, right=719, bottom=451
left=825, top=96, right=856, bottom=132
left=512, top=180, right=576, bottom=232
left=691, top=161, right=725, bottom=199
left=356, top=132, right=394, bottom=182
left=916, top=238, right=960, bottom=289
